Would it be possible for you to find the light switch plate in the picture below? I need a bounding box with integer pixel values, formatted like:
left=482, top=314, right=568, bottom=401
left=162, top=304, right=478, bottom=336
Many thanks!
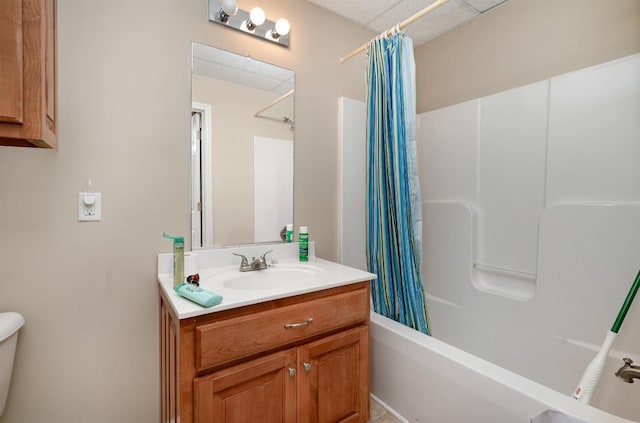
left=78, top=192, right=101, bottom=221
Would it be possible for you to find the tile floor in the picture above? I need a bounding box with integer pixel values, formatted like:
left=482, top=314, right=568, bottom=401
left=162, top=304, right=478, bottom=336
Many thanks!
left=370, top=398, right=402, bottom=423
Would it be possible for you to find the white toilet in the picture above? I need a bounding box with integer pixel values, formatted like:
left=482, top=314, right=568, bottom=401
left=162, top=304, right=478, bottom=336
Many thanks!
left=0, top=312, right=24, bottom=417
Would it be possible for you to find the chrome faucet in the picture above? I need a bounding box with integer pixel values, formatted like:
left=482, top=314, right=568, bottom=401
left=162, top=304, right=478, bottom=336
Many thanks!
left=615, top=358, right=640, bottom=383
left=233, top=250, right=273, bottom=272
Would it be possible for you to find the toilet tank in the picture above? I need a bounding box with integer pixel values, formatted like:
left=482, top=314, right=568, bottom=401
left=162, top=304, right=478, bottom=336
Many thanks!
left=0, top=312, right=25, bottom=417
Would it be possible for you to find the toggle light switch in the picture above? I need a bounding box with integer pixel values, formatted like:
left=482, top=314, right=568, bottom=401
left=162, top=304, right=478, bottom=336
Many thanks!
left=78, top=192, right=101, bottom=221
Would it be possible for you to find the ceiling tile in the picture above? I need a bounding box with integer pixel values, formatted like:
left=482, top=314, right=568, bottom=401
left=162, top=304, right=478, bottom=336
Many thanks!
left=304, top=0, right=510, bottom=46
left=365, top=0, right=441, bottom=32
left=462, top=0, right=508, bottom=12
left=193, top=44, right=294, bottom=94
left=368, top=0, right=479, bottom=45
left=306, top=0, right=403, bottom=27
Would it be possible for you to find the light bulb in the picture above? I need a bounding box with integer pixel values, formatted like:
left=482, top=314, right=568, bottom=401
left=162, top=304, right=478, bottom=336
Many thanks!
left=218, top=0, right=237, bottom=22
left=274, top=18, right=290, bottom=36
left=249, top=7, right=265, bottom=26
left=221, top=0, right=238, bottom=15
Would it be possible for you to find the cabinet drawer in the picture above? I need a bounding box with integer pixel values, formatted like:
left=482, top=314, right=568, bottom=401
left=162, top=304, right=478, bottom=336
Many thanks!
left=195, top=287, right=369, bottom=371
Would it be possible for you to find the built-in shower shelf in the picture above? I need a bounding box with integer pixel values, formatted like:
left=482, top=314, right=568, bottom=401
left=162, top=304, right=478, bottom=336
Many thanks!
left=423, top=201, right=539, bottom=302
left=472, top=262, right=536, bottom=301
left=473, top=263, right=537, bottom=280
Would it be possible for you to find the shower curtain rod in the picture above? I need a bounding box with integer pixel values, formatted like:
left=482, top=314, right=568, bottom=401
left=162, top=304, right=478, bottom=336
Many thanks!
left=254, top=89, right=294, bottom=117
left=339, top=0, right=450, bottom=63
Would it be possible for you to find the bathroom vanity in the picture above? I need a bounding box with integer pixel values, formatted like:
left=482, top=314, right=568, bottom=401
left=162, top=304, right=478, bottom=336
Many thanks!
left=158, top=244, right=375, bottom=423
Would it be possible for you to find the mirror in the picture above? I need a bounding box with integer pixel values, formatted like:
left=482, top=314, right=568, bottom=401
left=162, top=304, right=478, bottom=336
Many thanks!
left=190, top=42, right=295, bottom=250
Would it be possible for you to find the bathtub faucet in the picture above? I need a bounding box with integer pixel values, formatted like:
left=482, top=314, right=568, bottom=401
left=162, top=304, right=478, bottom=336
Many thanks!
left=615, top=358, right=640, bottom=383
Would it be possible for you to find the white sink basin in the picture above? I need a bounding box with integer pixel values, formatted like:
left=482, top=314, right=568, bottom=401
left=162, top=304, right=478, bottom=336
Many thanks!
left=204, top=263, right=325, bottom=291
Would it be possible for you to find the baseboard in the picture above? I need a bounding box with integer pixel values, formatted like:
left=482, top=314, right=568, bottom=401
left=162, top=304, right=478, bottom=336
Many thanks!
left=370, top=394, right=410, bottom=423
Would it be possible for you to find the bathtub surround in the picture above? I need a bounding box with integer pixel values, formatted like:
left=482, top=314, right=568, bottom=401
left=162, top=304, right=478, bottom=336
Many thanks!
left=340, top=53, right=640, bottom=421
left=419, top=53, right=640, bottom=419
left=366, top=33, right=429, bottom=334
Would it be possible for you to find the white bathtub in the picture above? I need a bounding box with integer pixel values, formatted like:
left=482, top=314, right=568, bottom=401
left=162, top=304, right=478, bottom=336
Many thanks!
left=369, top=312, right=636, bottom=423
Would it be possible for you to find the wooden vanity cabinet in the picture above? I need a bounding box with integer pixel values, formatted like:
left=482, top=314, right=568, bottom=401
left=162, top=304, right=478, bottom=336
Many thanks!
left=0, top=0, right=57, bottom=148
left=297, top=325, right=369, bottom=423
left=194, top=348, right=298, bottom=423
left=160, top=281, right=371, bottom=423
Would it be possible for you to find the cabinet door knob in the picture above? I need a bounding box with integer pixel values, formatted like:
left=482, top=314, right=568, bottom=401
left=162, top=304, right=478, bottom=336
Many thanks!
left=303, top=362, right=312, bottom=372
left=288, top=367, right=297, bottom=377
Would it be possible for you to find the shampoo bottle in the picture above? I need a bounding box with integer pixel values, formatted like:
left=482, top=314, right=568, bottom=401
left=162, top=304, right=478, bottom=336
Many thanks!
left=163, top=233, right=184, bottom=288
left=299, top=226, right=309, bottom=262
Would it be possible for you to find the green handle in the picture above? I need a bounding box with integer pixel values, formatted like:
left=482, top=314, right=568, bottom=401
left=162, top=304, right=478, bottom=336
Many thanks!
left=611, top=269, right=640, bottom=333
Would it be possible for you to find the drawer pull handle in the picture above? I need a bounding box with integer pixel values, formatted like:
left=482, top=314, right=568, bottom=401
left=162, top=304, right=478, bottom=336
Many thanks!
left=303, top=362, right=312, bottom=372
left=288, top=367, right=296, bottom=377
left=284, top=317, right=313, bottom=329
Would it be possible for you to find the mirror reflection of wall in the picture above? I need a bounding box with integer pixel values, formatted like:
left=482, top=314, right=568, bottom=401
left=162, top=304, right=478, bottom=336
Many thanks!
left=191, top=43, right=294, bottom=249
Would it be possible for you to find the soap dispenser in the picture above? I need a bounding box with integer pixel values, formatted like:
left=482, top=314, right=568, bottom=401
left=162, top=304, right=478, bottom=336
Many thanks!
left=163, top=233, right=184, bottom=287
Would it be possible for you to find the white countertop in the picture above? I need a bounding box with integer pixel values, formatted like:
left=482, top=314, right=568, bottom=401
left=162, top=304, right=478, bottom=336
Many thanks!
left=157, top=242, right=376, bottom=319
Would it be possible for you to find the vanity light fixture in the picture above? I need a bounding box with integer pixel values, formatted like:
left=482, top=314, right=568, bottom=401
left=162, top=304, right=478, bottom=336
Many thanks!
left=208, top=0, right=291, bottom=47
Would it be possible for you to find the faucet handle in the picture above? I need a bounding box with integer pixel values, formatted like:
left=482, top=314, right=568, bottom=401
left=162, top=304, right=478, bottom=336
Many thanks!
left=233, top=252, right=249, bottom=266
left=623, top=357, right=634, bottom=366
left=260, top=250, right=273, bottom=261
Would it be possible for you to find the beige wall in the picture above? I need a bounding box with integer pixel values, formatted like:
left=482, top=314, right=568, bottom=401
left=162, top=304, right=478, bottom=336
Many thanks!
left=192, top=75, right=293, bottom=245
left=0, top=1, right=371, bottom=422
left=415, top=0, right=640, bottom=112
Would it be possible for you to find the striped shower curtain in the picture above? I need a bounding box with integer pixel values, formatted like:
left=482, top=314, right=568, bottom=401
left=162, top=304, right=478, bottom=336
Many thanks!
left=366, top=32, right=430, bottom=334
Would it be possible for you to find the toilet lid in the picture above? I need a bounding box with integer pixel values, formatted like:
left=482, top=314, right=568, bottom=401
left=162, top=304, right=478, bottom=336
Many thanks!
left=0, top=312, right=25, bottom=343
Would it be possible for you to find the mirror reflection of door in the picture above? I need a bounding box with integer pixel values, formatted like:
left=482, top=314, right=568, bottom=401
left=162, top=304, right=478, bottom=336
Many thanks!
left=191, top=102, right=213, bottom=249
left=191, top=110, right=202, bottom=248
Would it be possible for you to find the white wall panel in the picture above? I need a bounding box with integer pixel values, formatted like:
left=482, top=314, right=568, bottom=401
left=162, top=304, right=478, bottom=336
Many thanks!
left=476, top=80, right=548, bottom=275
left=419, top=99, right=479, bottom=202
left=338, top=97, right=367, bottom=271
left=546, top=54, right=640, bottom=204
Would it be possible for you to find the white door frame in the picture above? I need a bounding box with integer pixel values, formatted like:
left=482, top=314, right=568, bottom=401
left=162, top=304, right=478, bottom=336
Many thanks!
left=192, top=102, right=213, bottom=249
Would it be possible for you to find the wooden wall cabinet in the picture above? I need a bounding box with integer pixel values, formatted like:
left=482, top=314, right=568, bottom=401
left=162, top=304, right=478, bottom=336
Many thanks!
left=0, top=0, right=57, bottom=148
left=160, top=282, right=370, bottom=423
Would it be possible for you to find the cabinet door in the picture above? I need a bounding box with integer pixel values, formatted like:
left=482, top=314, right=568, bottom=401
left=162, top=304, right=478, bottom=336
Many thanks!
left=194, top=348, right=297, bottom=423
left=0, top=0, right=24, bottom=125
left=298, top=326, right=369, bottom=423
left=0, top=0, right=57, bottom=148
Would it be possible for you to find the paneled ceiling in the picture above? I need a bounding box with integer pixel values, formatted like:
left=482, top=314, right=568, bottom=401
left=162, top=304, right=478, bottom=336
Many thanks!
left=305, top=0, right=510, bottom=46
left=192, top=43, right=294, bottom=95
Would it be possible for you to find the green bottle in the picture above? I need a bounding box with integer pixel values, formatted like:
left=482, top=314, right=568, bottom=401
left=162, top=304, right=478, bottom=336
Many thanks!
left=286, top=224, right=293, bottom=243
left=299, top=226, right=308, bottom=262
left=163, top=233, right=184, bottom=288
